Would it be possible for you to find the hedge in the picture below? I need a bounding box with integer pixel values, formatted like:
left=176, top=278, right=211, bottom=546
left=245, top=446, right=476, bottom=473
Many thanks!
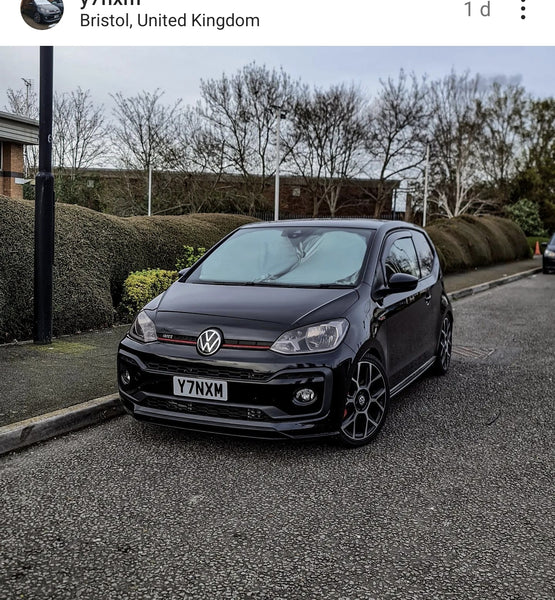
left=426, top=215, right=530, bottom=274
left=0, top=196, right=255, bottom=342
left=0, top=198, right=530, bottom=343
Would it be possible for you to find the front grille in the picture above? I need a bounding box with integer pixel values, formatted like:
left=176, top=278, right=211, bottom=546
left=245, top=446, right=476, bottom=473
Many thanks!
left=143, top=398, right=266, bottom=421
left=144, top=359, right=269, bottom=382
left=158, top=334, right=270, bottom=350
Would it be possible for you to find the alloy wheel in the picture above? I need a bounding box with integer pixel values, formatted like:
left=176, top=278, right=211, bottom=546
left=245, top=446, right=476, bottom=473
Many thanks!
left=340, top=357, right=388, bottom=446
left=437, top=316, right=452, bottom=373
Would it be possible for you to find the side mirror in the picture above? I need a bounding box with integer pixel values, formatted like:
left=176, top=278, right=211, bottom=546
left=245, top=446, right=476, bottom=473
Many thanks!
left=178, top=268, right=190, bottom=277
left=388, top=272, right=418, bottom=292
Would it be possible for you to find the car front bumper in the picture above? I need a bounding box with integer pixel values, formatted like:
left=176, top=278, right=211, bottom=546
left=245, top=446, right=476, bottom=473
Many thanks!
left=118, top=336, right=353, bottom=440
left=40, top=12, right=61, bottom=22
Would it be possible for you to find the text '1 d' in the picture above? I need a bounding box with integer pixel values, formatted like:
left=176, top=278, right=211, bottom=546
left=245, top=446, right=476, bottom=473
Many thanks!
left=464, top=1, right=491, bottom=17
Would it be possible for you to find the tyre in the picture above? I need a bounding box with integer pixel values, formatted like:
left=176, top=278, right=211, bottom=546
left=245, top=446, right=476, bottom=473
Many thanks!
left=338, top=355, right=389, bottom=447
left=33, top=12, right=42, bottom=23
left=434, top=315, right=452, bottom=375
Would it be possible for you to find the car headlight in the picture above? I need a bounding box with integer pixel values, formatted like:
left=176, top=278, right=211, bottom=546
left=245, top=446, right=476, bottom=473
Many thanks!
left=130, top=311, right=157, bottom=343
left=544, top=249, right=555, bottom=258
left=271, top=319, right=349, bottom=354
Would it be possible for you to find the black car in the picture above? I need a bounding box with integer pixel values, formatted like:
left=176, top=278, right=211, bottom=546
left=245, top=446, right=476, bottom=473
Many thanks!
left=542, top=234, right=555, bottom=273
left=20, top=0, right=61, bottom=24
left=49, top=0, right=64, bottom=15
left=118, top=220, right=453, bottom=446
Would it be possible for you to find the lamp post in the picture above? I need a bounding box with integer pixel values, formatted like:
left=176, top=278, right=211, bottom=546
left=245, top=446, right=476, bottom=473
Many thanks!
left=147, top=163, right=152, bottom=216
left=272, top=105, right=286, bottom=221
left=34, top=46, right=54, bottom=344
left=422, top=141, right=430, bottom=228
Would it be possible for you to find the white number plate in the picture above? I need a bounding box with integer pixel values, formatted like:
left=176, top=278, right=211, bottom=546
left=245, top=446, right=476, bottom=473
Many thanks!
left=173, top=376, right=228, bottom=401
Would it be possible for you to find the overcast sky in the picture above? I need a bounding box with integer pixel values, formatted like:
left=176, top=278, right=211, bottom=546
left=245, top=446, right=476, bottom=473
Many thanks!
left=1, top=46, right=554, bottom=112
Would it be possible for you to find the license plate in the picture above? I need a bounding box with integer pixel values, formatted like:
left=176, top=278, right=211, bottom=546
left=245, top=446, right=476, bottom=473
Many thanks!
left=173, top=376, right=228, bottom=401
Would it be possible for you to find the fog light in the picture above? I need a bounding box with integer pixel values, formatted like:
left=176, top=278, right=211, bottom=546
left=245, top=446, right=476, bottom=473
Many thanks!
left=120, top=368, right=131, bottom=387
left=247, top=408, right=264, bottom=420
left=293, top=388, right=317, bottom=406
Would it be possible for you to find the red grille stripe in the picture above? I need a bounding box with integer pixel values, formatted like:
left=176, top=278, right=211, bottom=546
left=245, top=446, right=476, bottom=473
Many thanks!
left=157, top=337, right=270, bottom=350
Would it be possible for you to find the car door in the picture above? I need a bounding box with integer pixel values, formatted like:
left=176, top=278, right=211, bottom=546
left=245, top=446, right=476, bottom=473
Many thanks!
left=411, top=230, right=442, bottom=361
left=372, top=231, right=431, bottom=388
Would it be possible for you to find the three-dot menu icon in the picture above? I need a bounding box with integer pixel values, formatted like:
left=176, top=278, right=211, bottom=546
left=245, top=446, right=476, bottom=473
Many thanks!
left=521, top=0, right=526, bottom=20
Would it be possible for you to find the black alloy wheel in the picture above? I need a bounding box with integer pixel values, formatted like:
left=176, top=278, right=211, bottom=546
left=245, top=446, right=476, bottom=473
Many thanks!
left=434, top=315, right=452, bottom=375
left=339, top=355, right=389, bottom=447
left=33, top=11, right=42, bottom=22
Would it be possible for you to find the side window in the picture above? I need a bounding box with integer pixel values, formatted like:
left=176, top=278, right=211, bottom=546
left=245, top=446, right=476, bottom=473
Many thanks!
left=384, top=237, right=420, bottom=280
left=412, top=232, right=435, bottom=279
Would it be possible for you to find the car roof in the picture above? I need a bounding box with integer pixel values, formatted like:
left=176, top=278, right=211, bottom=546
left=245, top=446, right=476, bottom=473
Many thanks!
left=240, top=218, right=422, bottom=233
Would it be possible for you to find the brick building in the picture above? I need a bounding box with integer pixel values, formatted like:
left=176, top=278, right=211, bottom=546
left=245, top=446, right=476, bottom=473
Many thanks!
left=78, top=168, right=402, bottom=219
left=273, top=176, right=400, bottom=218
left=0, top=112, right=39, bottom=199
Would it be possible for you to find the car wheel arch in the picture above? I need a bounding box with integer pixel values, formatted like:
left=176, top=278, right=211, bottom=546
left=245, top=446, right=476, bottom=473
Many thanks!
left=350, top=341, right=387, bottom=378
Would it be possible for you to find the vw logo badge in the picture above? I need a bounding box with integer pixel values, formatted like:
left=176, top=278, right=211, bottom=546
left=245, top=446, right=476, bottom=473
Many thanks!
left=197, top=328, right=223, bottom=356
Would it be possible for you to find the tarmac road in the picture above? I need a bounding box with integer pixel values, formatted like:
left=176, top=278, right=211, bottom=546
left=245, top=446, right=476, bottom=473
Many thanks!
left=1, top=274, right=553, bottom=600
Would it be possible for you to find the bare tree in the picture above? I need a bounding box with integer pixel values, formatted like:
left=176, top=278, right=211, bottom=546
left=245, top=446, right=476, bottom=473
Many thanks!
left=110, top=88, right=182, bottom=214
left=4, top=84, right=39, bottom=177
left=476, top=80, right=527, bottom=205
left=111, top=88, right=182, bottom=171
left=288, top=84, right=368, bottom=217
left=163, top=107, right=228, bottom=213
left=363, top=70, right=429, bottom=218
left=53, top=87, right=107, bottom=174
left=427, top=71, right=487, bottom=218
left=5, top=85, right=38, bottom=117
left=194, top=63, right=303, bottom=213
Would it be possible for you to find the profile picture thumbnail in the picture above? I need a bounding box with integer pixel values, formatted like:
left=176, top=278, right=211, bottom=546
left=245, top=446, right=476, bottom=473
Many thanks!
left=21, top=0, right=64, bottom=29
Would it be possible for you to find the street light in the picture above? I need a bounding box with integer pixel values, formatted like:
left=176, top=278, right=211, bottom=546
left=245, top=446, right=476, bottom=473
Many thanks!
left=422, top=141, right=430, bottom=228
left=272, top=105, right=286, bottom=221
left=147, top=163, right=152, bottom=216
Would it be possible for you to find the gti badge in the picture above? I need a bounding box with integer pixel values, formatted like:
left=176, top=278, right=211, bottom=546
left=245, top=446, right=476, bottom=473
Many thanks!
left=197, top=329, right=223, bottom=356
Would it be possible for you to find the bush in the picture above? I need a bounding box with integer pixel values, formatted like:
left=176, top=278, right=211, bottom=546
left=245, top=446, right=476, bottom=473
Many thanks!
left=119, top=247, right=207, bottom=319
left=505, top=199, right=547, bottom=237
left=119, top=269, right=178, bottom=320
left=0, top=195, right=256, bottom=342
left=176, top=246, right=207, bottom=270
left=426, top=215, right=529, bottom=274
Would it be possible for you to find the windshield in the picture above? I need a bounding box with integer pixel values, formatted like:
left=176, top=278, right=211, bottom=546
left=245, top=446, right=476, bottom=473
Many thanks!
left=187, top=226, right=374, bottom=288
left=36, top=0, right=54, bottom=5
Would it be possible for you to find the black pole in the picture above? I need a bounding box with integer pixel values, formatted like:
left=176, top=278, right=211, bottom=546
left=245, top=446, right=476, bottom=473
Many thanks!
left=34, top=46, right=54, bottom=344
